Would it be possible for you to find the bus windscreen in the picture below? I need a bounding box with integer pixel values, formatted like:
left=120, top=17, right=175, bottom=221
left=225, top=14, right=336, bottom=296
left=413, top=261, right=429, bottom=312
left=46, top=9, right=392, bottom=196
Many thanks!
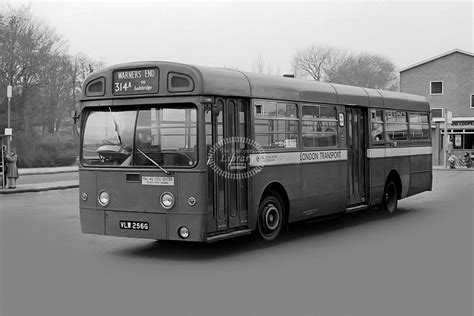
left=81, top=105, right=197, bottom=167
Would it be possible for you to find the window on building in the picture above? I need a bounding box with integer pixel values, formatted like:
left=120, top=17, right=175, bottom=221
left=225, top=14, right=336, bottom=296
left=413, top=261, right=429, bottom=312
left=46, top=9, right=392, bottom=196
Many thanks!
left=430, top=81, right=443, bottom=95
left=430, top=108, right=443, bottom=119
left=442, top=133, right=474, bottom=151
left=301, top=104, right=338, bottom=148
left=254, top=101, right=298, bottom=149
left=465, top=134, right=474, bottom=150
left=453, top=134, right=463, bottom=149
left=470, top=94, right=474, bottom=108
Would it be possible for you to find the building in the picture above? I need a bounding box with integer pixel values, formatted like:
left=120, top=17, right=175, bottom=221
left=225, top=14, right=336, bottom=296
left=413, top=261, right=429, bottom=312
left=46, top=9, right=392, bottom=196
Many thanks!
left=400, top=49, right=474, bottom=165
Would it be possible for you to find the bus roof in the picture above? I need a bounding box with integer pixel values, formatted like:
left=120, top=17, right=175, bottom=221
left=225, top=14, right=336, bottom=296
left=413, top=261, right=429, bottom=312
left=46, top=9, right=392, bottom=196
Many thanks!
left=81, top=61, right=429, bottom=111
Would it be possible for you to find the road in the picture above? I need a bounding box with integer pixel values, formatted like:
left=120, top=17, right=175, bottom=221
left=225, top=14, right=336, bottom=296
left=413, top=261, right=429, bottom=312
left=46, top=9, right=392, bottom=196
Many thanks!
left=0, top=170, right=472, bottom=316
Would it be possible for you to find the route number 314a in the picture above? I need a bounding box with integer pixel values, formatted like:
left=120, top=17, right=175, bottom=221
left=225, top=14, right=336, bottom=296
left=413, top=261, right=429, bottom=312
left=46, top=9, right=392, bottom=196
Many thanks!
left=114, top=81, right=132, bottom=92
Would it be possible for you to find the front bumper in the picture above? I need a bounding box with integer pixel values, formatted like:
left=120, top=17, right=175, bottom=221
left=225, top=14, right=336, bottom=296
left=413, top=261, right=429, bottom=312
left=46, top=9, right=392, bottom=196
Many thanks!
left=80, top=208, right=207, bottom=241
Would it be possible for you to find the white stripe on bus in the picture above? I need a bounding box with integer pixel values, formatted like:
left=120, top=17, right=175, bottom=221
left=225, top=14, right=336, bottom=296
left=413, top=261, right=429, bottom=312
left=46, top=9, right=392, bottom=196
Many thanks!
left=248, top=146, right=432, bottom=166
left=367, top=146, right=432, bottom=158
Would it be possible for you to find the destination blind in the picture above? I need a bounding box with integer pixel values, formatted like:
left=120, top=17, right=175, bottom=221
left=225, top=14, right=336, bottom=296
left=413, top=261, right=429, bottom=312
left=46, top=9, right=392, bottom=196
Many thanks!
left=113, top=67, right=159, bottom=95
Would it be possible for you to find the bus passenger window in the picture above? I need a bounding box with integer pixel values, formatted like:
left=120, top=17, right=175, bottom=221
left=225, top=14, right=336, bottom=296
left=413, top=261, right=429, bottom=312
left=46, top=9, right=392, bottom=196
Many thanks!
left=385, top=110, right=408, bottom=141
left=409, top=113, right=430, bottom=140
left=371, top=109, right=384, bottom=142
left=302, top=104, right=337, bottom=148
left=254, top=101, right=298, bottom=149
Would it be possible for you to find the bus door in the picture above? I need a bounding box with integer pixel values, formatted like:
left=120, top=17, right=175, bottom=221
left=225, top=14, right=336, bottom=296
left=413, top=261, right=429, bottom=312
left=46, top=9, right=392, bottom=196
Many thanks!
left=207, top=98, right=249, bottom=232
left=346, top=107, right=367, bottom=206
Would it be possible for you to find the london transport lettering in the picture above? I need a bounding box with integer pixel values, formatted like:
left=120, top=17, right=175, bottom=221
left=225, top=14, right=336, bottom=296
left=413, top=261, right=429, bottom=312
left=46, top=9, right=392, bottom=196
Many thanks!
left=249, top=150, right=347, bottom=166
left=300, top=150, right=342, bottom=161
left=113, top=68, right=159, bottom=95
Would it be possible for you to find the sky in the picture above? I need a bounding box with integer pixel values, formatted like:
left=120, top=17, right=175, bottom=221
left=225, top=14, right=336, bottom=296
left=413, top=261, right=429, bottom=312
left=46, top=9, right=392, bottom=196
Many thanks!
left=5, top=0, right=474, bottom=74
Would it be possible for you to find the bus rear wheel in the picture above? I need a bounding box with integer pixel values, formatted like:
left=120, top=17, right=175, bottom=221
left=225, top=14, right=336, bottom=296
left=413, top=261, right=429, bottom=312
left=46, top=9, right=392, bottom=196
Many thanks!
left=257, top=192, right=284, bottom=241
left=381, top=180, right=398, bottom=214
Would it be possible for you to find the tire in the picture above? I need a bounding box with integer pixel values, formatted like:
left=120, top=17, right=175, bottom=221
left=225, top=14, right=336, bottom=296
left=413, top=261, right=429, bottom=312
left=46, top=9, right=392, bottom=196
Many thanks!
left=257, top=191, right=285, bottom=241
left=381, top=180, right=398, bottom=214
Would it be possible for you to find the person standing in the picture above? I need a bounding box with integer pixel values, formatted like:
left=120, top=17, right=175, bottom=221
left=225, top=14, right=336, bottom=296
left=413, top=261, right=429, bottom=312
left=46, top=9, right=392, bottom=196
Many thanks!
left=5, top=149, right=19, bottom=189
left=447, top=137, right=454, bottom=156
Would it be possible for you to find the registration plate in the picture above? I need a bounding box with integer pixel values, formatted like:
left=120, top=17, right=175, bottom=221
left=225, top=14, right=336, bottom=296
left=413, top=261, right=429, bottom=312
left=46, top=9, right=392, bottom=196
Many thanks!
left=119, top=221, right=149, bottom=231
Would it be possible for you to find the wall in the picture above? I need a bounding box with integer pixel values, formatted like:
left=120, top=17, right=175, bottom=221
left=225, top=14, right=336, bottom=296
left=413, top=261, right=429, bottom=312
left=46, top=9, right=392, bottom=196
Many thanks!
left=400, top=52, right=474, bottom=117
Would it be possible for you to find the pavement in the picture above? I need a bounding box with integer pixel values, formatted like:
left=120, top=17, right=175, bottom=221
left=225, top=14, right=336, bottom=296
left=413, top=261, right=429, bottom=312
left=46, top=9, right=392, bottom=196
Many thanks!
left=0, top=165, right=472, bottom=195
left=0, top=166, right=78, bottom=194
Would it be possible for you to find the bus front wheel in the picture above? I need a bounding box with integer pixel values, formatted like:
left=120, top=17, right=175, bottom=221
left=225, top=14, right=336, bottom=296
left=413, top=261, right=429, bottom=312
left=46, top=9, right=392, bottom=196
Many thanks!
left=257, top=192, right=284, bottom=241
left=381, top=180, right=398, bottom=214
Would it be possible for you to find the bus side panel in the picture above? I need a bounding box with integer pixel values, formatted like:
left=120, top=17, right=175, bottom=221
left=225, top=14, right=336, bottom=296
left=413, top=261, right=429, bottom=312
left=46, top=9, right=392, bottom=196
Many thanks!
left=368, top=157, right=386, bottom=205
left=301, top=161, right=347, bottom=219
left=251, top=164, right=301, bottom=229
left=408, top=154, right=433, bottom=196
left=385, top=156, right=410, bottom=199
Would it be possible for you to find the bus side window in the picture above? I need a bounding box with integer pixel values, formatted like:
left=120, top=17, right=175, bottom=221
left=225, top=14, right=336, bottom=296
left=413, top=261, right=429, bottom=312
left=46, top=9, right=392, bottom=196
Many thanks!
left=409, top=112, right=430, bottom=140
left=254, top=101, right=298, bottom=149
left=385, top=110, right=408, bottom=141
left=371, top=109, right=384, bottom=142
left=302, top=104, right=337, bottom=148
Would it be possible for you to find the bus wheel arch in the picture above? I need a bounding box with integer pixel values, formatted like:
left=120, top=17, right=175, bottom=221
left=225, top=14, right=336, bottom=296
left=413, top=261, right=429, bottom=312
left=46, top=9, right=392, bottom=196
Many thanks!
left=382, top=170, right=402, bottom=214
left=257, top=183, right=289, bottom=241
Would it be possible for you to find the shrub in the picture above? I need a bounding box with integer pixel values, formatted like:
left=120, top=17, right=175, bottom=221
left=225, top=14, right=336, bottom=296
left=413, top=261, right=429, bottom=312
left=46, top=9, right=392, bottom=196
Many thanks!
left=12, top=132, right=79, bottom=168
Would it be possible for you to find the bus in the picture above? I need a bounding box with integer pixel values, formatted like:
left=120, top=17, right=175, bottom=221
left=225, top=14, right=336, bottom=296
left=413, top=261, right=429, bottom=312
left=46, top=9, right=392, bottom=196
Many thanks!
left=78, top=61, right=432, bottom=242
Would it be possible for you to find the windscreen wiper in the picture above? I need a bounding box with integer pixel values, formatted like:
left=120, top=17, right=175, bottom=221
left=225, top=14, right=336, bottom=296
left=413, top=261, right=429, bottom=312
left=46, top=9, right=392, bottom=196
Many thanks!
left=136, top=148, right=171, bottom=175
left=109, top=107, right=122, bottom=144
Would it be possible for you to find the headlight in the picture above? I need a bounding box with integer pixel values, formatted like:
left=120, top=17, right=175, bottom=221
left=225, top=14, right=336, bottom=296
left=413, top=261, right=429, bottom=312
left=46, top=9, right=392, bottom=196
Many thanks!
left=178, top=226, right=190, bottom=239
left=98, top=191, right=110, bottom=206
left=160, top=192, right=175, bottom=209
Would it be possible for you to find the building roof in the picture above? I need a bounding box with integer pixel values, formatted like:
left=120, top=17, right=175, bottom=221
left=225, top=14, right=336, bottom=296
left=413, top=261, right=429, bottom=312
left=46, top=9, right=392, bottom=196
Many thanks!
left=399, top=49, right=474, bottom=73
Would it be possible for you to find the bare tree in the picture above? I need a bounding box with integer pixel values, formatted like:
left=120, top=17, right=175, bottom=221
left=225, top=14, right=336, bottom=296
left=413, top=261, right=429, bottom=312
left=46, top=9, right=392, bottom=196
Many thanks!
left=252, top=51, right=265, bottom=74
left=0, top=4, right=66, bottom=131
left=292, top=45, right=339, bottom=81
left=291, top=44, right=399, bottom=90
left=275, top=64, right=281, bottom=76
left=326, top=52, right=399, bottom=91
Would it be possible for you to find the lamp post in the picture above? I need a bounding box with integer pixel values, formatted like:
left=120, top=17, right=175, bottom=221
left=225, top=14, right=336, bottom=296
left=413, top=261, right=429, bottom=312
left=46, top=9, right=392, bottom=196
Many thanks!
left=6, top=85, right=12, bottom=152
left=443, top=108, right=453, bottom=168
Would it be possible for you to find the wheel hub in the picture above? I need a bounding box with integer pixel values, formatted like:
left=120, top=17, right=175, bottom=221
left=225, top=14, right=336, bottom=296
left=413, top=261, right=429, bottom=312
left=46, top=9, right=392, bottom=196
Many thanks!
left=265, top=205, right=279, bottom=230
